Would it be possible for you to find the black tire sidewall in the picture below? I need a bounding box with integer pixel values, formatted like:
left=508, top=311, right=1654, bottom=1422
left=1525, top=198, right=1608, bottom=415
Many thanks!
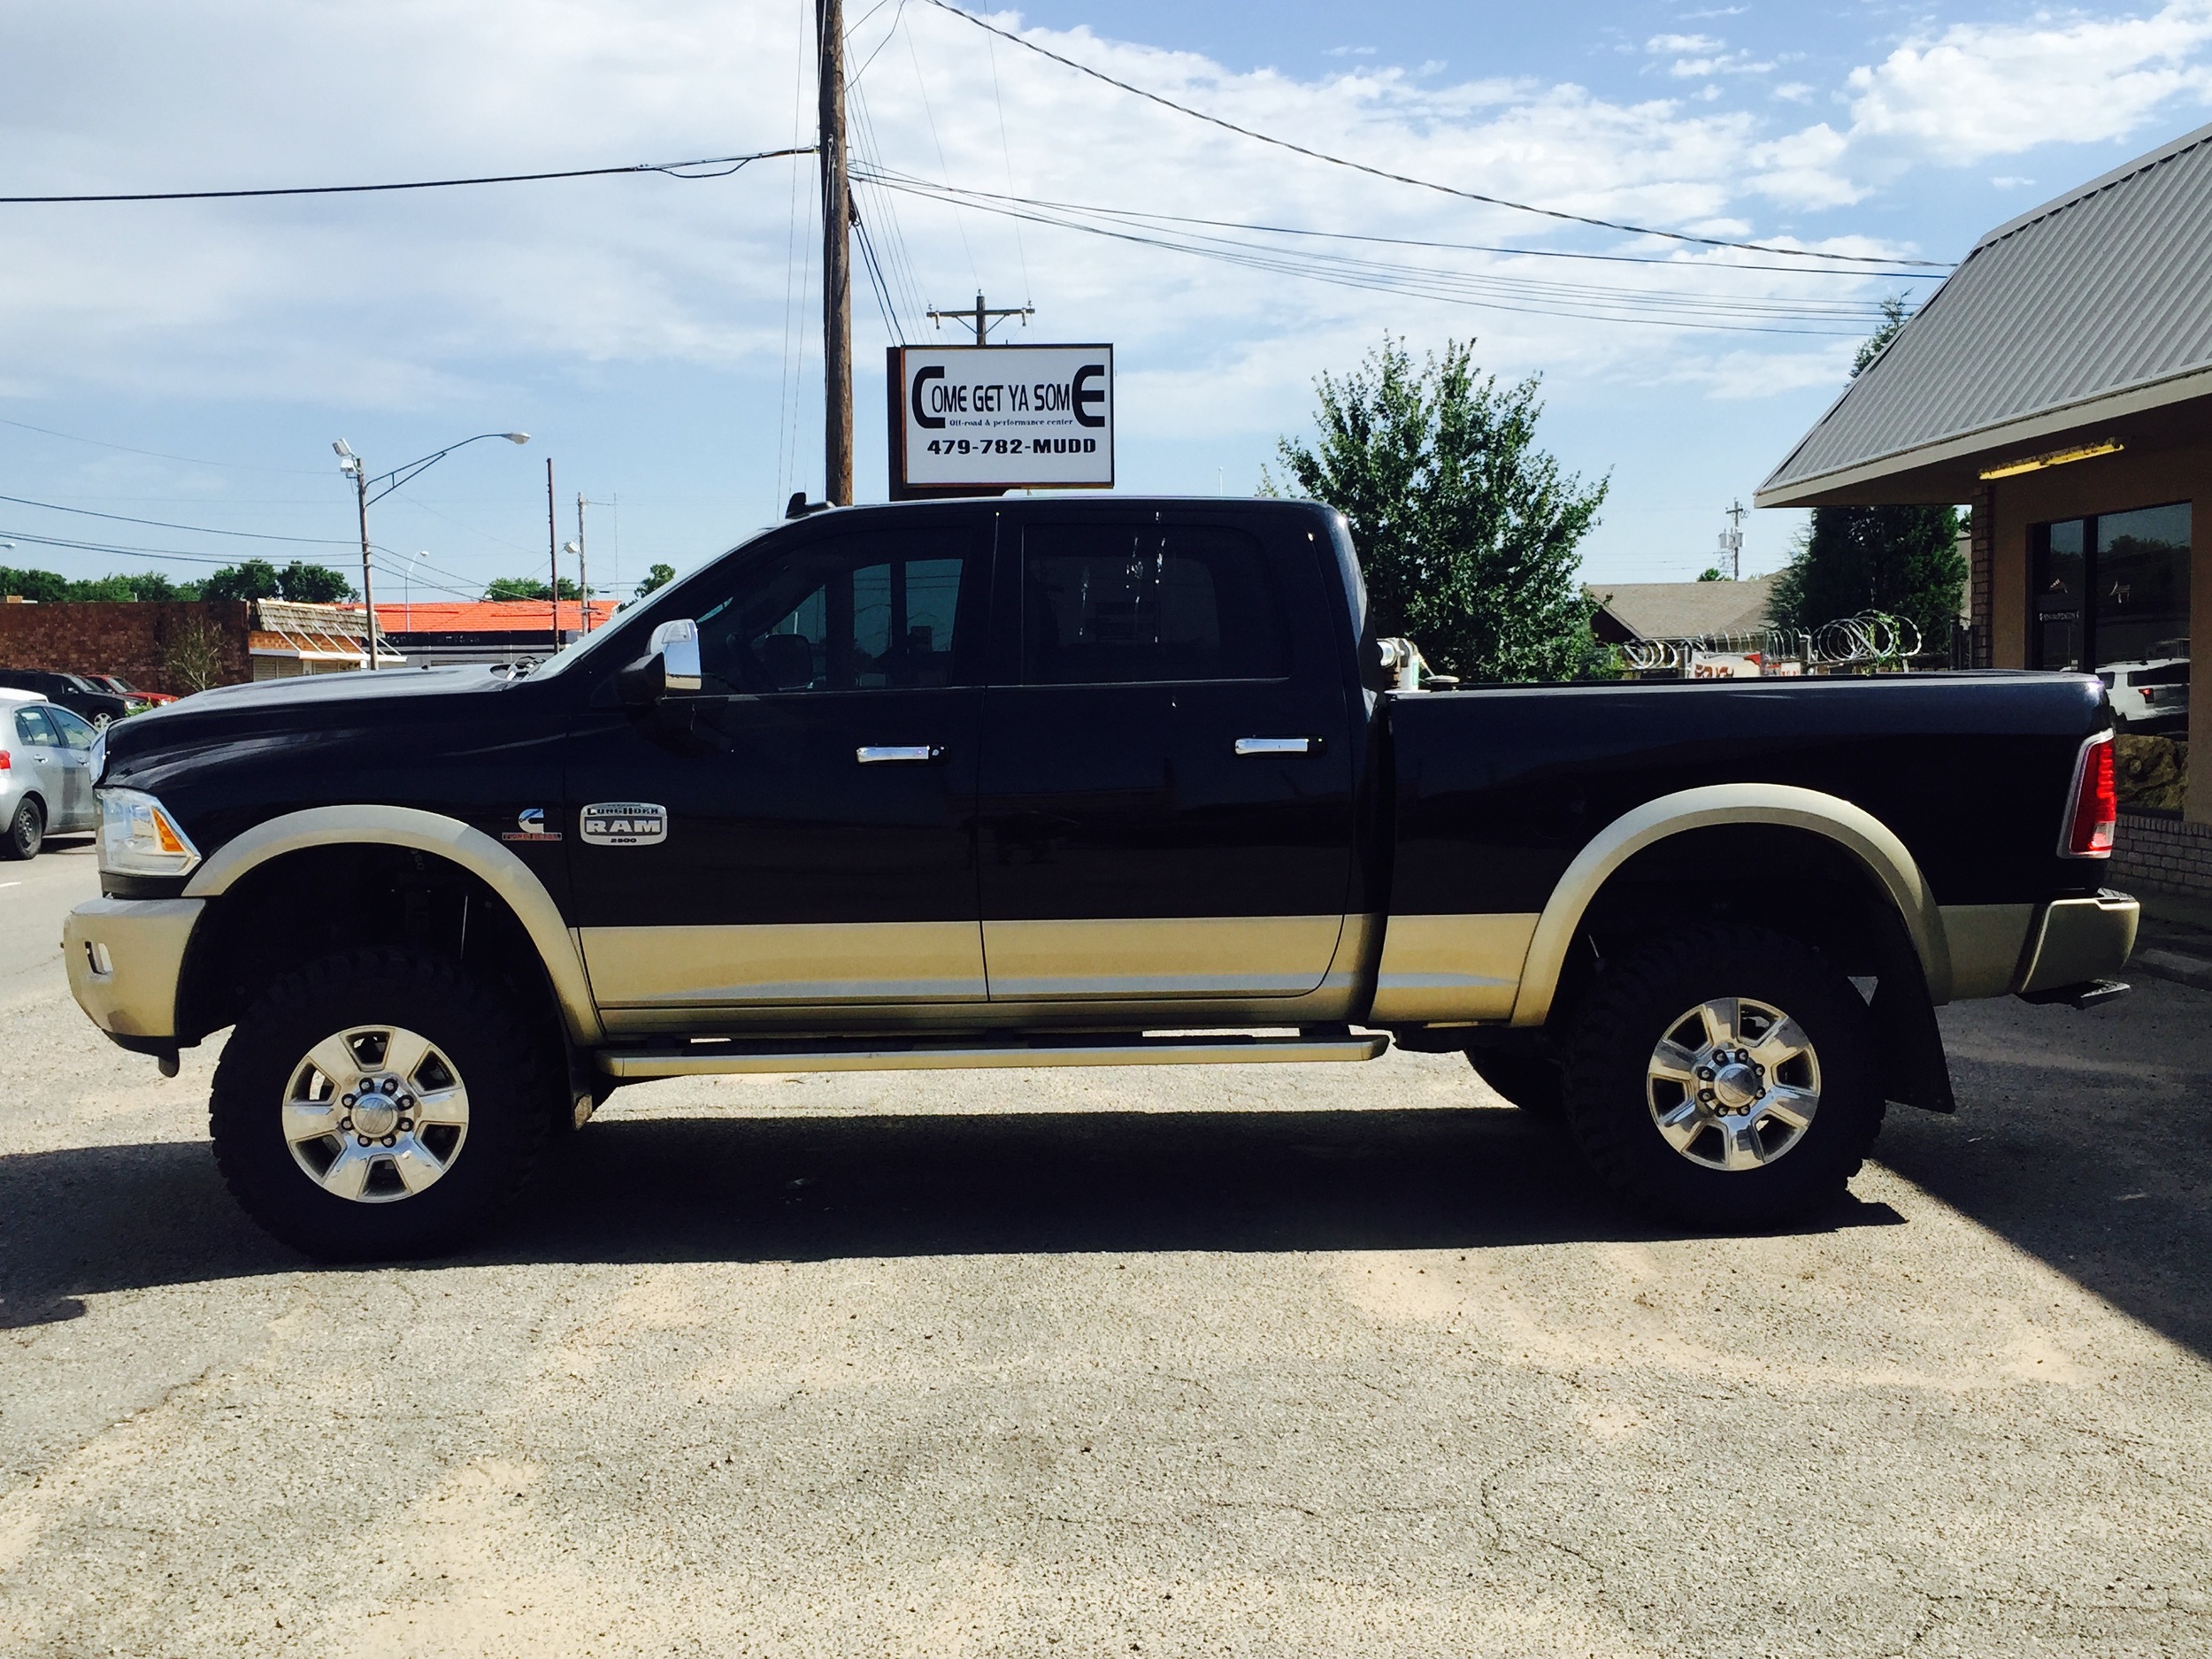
left=210, top=949, right=552, bottom=1260
left=1564, top=927, right=1883, bottom=1228
left=4, top=798, right=42, bottom=860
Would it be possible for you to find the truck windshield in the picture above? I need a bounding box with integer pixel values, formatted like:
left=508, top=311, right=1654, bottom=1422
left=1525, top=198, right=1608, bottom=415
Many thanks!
left=525, top=525, right=780, bottom=680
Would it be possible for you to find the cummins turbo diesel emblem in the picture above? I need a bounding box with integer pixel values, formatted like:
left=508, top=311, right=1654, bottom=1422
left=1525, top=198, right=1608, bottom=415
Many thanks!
left=502, top=807, right=560, bottom=843
left=580, top=803, right=668, bottom=847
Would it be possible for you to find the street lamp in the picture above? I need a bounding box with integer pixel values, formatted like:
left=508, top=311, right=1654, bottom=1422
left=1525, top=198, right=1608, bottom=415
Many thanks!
left=333, top=432, right=529, bottom=669
left=562, top=540, right=588, bottom=634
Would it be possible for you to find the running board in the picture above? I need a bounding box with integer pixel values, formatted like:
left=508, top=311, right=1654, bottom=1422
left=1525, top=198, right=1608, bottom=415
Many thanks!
left=597, top=1030, right=1391, bottom=1080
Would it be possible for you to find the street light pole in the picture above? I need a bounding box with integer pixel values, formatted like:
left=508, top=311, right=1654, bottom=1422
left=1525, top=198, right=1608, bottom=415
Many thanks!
left=333, top=431, right=528, bottom=671
left=575, top=493, right=590, bottom=633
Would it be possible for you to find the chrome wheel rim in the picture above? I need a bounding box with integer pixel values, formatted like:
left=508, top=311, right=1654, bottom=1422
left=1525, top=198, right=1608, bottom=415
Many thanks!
left=281, top=1025, right=470, bottom=1202
left=1645, top=997, right=1820, bottom=1171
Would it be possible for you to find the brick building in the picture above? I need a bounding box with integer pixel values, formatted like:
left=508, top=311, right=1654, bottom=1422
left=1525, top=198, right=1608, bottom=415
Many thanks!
left=0, top=599, right=253, bottom=695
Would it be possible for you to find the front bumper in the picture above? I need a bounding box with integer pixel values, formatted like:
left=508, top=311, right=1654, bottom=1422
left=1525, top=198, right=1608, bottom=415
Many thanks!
left=63, top=897, right=204, bottom=1042
left=2015, top=890, right=2139, bottom=996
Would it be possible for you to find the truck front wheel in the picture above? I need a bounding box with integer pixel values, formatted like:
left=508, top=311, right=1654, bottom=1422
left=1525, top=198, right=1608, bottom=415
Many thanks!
left=1562, top=925, right=1885, bottom=1229
left=210, top=949, right=556, bottom=1260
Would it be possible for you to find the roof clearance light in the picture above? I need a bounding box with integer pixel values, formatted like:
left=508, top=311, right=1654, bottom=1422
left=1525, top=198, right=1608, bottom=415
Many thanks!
left=1979, top=440, right=2124, bottom=481
left=2062, top=733, right=2117, bottom=858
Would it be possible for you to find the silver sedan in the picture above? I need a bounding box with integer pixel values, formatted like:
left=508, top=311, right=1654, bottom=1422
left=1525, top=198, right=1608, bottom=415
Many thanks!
left=1, top=692, right=100, bottom=859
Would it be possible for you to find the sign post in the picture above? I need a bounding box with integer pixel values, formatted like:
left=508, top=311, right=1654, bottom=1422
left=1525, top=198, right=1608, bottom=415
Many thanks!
left=887, top=344, right=1114, bottom=500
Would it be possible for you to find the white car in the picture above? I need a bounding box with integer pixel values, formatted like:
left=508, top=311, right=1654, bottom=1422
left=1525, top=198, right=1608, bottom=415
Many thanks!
left=2095, top=657, right=2190, bottom=732
left=0, top=688, right=100, bottom=858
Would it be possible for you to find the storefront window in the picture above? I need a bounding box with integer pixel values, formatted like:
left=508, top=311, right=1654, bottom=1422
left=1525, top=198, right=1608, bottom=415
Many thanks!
left=2032, top=503, right=2190, bottom=810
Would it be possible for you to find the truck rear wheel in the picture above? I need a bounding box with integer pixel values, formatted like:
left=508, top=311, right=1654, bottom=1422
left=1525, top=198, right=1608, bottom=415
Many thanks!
left=1562, top=925, right=1884, bottom=1229
left=210, top=949, right=556, bottom=1260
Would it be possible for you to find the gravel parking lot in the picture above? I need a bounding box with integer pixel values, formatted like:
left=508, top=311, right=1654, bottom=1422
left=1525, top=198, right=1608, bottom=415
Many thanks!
left=4, top=841, right=2209, bottom=1656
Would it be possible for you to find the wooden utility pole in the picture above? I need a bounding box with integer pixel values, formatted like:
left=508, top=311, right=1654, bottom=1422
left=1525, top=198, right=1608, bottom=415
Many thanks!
left=818, top=0, right=853, bottom=504
left=546, top=458, right=560, bottom=648
left=928, top=292, right=1033, bottom=346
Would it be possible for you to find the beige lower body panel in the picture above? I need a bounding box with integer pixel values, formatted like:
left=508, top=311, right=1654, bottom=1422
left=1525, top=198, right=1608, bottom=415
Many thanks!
left=1938, top=903, right=2038, bottom=1002
left=64, top=897, right=204, bottom=1040
left=591, top=913, right=1378, bottom=1036
left=1367, top=912, right=1540, bottom=1024
left=580, top=920, right=986, bottom=1010
left=980, top=914, right=1347, bottom=1000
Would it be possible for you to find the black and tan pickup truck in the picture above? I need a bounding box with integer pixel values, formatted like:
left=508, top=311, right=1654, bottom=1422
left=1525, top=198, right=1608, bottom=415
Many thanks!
left=65, top=495, right=2137, bottom=1257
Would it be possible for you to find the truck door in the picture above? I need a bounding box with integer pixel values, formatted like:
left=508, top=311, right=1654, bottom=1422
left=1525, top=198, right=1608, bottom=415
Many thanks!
left=565, top=517, right=992, bottom=1025
left=977, top=510, right=1356, bottom=1001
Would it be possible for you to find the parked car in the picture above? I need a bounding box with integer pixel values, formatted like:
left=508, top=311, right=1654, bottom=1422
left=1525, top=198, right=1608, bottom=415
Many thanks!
left=64, top=496, right=2137, bottom=1259
left=0, top=689, right=100, bottom=857
left=2094, top=657, right=2188, bottom=732
left=0, top=669, right=129, bottom=727
left=83, top=674, right=178, bottom=710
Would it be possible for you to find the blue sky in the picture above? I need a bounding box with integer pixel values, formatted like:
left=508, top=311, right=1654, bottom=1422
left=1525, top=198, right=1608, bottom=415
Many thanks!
left=2, top=1, right=2210, bottom=605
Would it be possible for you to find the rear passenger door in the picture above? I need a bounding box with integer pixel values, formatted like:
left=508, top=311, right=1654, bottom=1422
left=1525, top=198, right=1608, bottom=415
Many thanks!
left=10, top=706, right=71, bottom=827
left=976, top=509, right=1356, bottom=1001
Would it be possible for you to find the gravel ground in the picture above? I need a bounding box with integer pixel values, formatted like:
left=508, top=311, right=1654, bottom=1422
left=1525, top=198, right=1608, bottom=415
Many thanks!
left=3, top=841, right=2208, bottom=1656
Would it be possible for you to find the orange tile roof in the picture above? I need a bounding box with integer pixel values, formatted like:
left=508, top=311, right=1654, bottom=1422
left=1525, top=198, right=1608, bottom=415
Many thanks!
left=343, top=599, right=620, bottom=634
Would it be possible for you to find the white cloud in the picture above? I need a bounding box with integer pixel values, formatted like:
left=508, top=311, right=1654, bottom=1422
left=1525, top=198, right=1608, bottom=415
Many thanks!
left=2, top=0, right=2210, bottom=449
left=1734, top=2, right=2212, bottom=206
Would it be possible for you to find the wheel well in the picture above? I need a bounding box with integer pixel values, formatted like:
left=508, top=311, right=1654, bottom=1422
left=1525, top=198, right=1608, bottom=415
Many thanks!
left=177, top=845, right=564, bottom=1052
left=1555, top=824, right=1917, bottom=1025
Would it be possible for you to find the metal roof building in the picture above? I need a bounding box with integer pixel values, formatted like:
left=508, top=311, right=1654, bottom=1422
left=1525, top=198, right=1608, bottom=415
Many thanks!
left=1758, top=120, right=2212, bottom=510
left=1758, top=120, right=2212, bottom=849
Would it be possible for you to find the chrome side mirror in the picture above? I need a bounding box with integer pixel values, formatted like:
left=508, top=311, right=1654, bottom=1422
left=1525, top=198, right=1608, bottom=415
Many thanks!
left=651, top=618, right=702, bottom=694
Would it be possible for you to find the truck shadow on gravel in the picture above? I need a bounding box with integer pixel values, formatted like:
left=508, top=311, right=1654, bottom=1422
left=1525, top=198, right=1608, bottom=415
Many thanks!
left=1877, top=987, right=2212, bottom=1362
left=0, top=1104, right=1902, bottom=1330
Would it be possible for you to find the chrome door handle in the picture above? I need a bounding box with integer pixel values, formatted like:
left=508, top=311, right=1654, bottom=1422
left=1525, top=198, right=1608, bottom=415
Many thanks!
left=1233, top=736, right=1317, bottom=756
left=856, top=744, right=944, bottom=764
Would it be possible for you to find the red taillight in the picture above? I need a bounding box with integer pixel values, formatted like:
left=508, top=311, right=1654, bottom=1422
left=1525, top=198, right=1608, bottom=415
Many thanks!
left=0, top=750, right=10, bottom=770
left=2064, top=733, right=2117, bottom=856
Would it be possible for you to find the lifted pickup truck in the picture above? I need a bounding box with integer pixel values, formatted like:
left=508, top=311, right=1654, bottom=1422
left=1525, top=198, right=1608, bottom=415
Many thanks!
left=65, top=496, right=2138, bottom=1257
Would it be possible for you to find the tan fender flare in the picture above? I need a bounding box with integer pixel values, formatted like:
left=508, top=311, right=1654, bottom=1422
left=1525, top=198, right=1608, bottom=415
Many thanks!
left=1508, top=783, right=1949, bottom=1027
left=183, top=804, right=603, bottom=1043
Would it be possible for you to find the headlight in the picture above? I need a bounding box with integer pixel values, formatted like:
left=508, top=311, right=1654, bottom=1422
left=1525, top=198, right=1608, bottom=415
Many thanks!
left=97, top=787, right=201, bottom=878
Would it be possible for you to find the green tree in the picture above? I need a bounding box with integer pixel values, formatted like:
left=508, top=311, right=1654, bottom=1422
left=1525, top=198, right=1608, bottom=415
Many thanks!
left=1769, top=297, right=1966, bottom=647
left=276, top=561, right=354, bottom=602
left=1269, top=336, right=1610, bottom=681
left=1697, top=567, right=1729, bottom=582
left=0, top=566, right=72, bottom=603
left=635, top=563, right=677, bottom=599
left=200, top=559, right=284, bottom=602
left=484, top=575, right=581, bottom=602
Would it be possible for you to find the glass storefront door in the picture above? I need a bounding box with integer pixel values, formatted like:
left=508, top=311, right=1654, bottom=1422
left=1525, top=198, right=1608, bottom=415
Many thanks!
left=2032, top=503, right=2191, bottom=808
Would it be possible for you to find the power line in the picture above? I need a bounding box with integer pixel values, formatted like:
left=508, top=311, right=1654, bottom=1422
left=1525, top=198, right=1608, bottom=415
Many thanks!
left=916, top=0, right=1950, bottom=271
left=0, top=492, right=355, bottom=545
left=861, top=176, right=1947, bottom=281
left=0, top=148, right=814, bottom=206
left=857, top=169, right=1891, bottom=335
left=0, top=412, right=326, bottom=473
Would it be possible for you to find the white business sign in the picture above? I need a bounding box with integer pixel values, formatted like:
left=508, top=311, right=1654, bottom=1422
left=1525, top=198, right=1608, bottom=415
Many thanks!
left=889, top=344, right=1113, bottom=496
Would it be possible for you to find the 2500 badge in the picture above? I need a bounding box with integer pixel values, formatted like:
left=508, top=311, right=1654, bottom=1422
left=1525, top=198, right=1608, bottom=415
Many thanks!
left=580, top=803, right=668, bottom=847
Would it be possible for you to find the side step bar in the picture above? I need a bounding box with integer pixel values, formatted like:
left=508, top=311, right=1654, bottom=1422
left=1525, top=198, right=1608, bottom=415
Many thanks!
left=598, top=1030, right=1391, bottom=1080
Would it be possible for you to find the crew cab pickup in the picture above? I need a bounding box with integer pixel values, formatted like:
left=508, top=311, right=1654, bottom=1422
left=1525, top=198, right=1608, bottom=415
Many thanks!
left=65, top=496, right=2139, bottom=1257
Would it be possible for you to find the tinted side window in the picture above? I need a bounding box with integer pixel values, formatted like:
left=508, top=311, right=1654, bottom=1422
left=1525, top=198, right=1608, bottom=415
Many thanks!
left=1020, top=522, right=1286, bottom=685
left=47, top=706, right=96, bottom=749
left=691, top=526, right=978, bottom=694
left=14, top=708, right=59, bottom=747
